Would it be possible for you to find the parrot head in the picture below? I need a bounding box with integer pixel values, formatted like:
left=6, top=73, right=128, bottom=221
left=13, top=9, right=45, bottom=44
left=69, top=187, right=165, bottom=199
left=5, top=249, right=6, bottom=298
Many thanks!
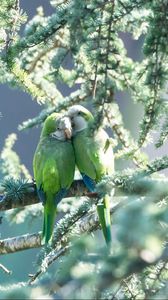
left=67, top=105, right=94, bottom=135
left=41, top=113, right=72, bottom=140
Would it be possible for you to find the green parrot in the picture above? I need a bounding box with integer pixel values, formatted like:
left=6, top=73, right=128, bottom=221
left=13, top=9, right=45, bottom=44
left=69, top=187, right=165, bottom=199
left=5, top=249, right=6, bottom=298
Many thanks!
left=33, top=113, right=75, bottom=245
left=67, top=105, right=114, bottom=245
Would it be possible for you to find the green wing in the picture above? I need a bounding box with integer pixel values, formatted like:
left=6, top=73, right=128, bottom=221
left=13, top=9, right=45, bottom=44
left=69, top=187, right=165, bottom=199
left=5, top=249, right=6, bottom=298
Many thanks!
left=33, top=137, right=75, bottom=192
left=73, top=128, right=114, bottom=182
left=33, top=137, right=75, bottom=244
left=73, top=128, right=114, bottom=246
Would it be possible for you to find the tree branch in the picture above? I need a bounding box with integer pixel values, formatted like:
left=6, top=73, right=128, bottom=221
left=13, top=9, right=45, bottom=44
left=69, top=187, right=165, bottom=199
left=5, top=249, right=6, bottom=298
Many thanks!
left=18, top=90, right=87, bottom=131
left=0, top=200, right=121, bottom=255
left=1, top=152, right=168, bottom=212
left=95, top=246, right=168, bottom=297
left=28, top=246, right=69, bottom=284
left=0, top=155, right=168, bottom=257
left=0, top=232, right=41, bottom=254
left=0, top=180, right=89, bottom=211
left=27, top=36, right=68, bottom=75
left=0, top=263, right=12, bottom=275
left=28, top=201, right=121, bottom=284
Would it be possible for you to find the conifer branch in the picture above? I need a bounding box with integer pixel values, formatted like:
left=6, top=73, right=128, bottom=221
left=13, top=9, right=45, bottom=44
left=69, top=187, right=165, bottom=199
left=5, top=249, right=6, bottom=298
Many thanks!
left=30, top=232, right=168, bottom=287
left=0, top=180, right=88, bottom=211
left=5, top=0, right=20, bottom=52
left=105, top=103, right=147, bottom=168
left=9, top=8, right=69, bottom=54
left=28, top=246, right=69, bottom=284
left=0, top=201, right=120, bottom=256
left=92, top=12, right=103, bottom=99
left=155, top=110, right=168, bottom=148
left=27, top=38, right=67, bottom=75
left=18, top=90, right=87, bottom=130
left=1, top=154, right=168, bottom=212
left=27, top=203, right=121, bottom=284
left=138, top=1, right=168, bottom=147
left=95, top=246, right=168, bottom=298
left=0, top=1, right=168, bottom=297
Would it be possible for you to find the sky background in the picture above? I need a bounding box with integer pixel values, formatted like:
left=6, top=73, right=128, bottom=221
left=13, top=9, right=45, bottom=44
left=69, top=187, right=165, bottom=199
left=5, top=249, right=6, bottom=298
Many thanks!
left=0, top=0, right=167, bottom=286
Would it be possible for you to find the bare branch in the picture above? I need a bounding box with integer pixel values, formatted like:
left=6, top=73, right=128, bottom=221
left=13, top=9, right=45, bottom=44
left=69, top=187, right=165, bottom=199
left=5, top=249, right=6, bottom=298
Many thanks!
left=0, top=232, right=41, bottom=254
left=0, top=263, right=12, bottom=275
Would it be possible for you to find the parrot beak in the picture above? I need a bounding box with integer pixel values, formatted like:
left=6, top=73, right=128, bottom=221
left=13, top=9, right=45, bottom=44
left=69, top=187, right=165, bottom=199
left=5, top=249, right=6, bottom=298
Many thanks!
left=64, top=128, right=72, bottom=139
left=60, top=116, right=72, bottom=139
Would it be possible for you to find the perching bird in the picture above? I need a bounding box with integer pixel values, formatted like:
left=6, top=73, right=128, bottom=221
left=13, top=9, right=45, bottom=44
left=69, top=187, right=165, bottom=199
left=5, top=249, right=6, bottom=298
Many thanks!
left=67, top=105, right=114, bottom=245
left=33, top=113, right=75, bottom=245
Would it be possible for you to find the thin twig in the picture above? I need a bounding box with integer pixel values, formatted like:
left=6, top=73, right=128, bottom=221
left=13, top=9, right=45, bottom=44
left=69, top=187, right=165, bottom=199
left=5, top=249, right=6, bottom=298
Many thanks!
left=28, top=246, right=69, bottom=284
left=6, top=0, right=20, bottom=52
left=27, top=39, right=67, bottom=74
left=92, top=10, right=103, bottom=98
left=104, top=0, right=115, bottom=100
left=0, top=263, right=12, bottom=275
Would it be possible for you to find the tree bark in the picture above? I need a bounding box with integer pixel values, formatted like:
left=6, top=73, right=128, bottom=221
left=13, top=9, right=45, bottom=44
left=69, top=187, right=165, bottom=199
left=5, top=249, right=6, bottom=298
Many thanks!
left=0, top=201, right=121, bottom=255
left=0, top=180, right=89, bottom=211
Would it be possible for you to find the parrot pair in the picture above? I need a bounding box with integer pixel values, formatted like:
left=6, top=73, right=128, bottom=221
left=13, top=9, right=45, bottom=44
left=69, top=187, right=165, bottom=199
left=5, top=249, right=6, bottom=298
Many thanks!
left=33, top=105, right=114, bottom=245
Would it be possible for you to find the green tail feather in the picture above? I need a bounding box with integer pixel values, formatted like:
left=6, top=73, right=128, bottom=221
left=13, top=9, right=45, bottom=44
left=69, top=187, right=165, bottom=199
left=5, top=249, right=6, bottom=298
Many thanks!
left=41, top=207, right=57, bottom=245
left=97, top=195, right=112, bottom=245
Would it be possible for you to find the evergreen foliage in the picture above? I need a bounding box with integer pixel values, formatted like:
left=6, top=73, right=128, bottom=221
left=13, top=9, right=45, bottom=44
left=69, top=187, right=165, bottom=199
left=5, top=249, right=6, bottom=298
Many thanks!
left=0, top=0, right=168, bottom=299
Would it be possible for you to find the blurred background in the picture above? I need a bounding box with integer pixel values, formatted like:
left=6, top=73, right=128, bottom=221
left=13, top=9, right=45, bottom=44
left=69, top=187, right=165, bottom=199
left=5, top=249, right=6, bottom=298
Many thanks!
left=0, top=0, right=167, bottom=286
